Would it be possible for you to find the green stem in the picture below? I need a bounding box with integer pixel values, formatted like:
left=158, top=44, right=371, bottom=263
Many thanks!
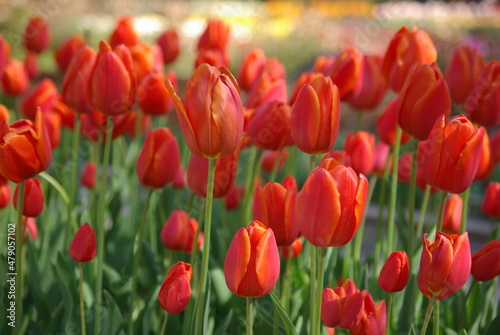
left=314, top=247, right=326, bottom=335
left=386, top=292, right=393, bottom=335
left=65, top=114, right=82, bottom=248
left=284, top=146, right=298, bottom=176
left=282, top=257, right=293, bottom=313
left=309, top=244, right=317, bottom=335
left=408, top=140, right=417, bottom=258
left=387, top=126, right=402, bottom=255
left=433, top=301, right=439, bottom=335
left=354, top=176, right=377, bottom=267
left=436, top=191, right=448, bottom=234
left=269, top=148, right=282, bottom=182
left=374, top=155, right=391, bottom=273
left=247, top=297, right=254, bottom=335
left=128, top=189, right=154, bottom=332
left=194, top=158, right=216, bottom=335
left=242, top=147, right=261, bottom=223
left=342, top=242, right=352, bottom=280
left=79, top=263, right=86, bottom=335
left=420, top=295, right=437, bottom=335
left=355, top=111, right=363, bottom=132
left=460, top=188, right=470, bottom=233
left=160, top=312, right=169, bottom=335
left=94, top=117, right=114, bottom=334
left=416, top=185, right=431, bottom=244
left=14, top=180, right=25, bottom=335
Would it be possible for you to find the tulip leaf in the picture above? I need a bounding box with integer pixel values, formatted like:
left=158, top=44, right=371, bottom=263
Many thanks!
left=211, top=267, right=232, bottom=305
left=408, top=324, right=416, bottom=335
left=459, top=329, right=468, bottom=335
left=214, top=309, right=233, bottom=335
left=484, top=307, right=500, bottom=335
left=102, top=290, right=123, bottom=335
left=398, top=274, right=421, bottom=332
left=52, top=252, right=77, bottom=328
left=269, top=290, right=298, bottom=335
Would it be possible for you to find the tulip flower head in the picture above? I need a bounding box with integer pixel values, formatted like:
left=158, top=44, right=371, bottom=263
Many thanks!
left=471, top=239, right=500, bottom=282
left=109, top=16, right=139, bottom=48
left=1, top=59, right=30, bottom=97
left=23, top=16, right=50, bottom=54
left=81, top=162, right=97, bottom=189
left=13, top=177, right=44, bottom=218
left=481, top=182, right=500, bottom=219
left=349, top=290, right=386, bottom=335
left=281, top=237, right=303, bottom=259
left=20, top=78, right=59, bottom=120
left=69, top=223, right=97, bottom=263
left=329, top=47, right=364, bottom=100
left=237, top=48, right=266, bottom=92
left=378, top=251, right=409, bottom=293
left=321, top=279, right=364, bottom=329
left=157, top=28, right=180, bottom=65
left=160, top=210, right=203, bottom=255
left=158, top=262, right=193, bottom=314
left=0, top=175, right=11, bottom=209
left=343, top=131, right=375, bottom=175
left=54, top=35, right=86, bottom=72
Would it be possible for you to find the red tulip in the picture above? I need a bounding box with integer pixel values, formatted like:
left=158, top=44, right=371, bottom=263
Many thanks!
left=20, top=78, right=59, bottom=119
left=24, top=51, right=39, bottom=79
left=172, top=166, right=186, bottom=189
left=246, top=101, right=292, bottom=150
left=281, top=237, right=303, bottom=259
left=482, top=182, right=500, bottom=219
left=224, top=220, right=280, bottom=297
left=0, top=175, right=11, bottom=209
left=444, top=45, right=485, bottom=105
left=81, top=162, right=97, bottom=189
left=157, top=28, right=180, bottom=65
left=261, top=149, right=288, bottom=174
left=397, top=152, right=413, bottom=184
left=465, top=61, right=500, bottom=128
left=167, top=64, right=244, bottom=158
left=442, top=195, right=463, bottom=234
left=137, top=70, right=177, bottom=115
left=197, top=19, right=231, bottom=53
left=51, top=99, right=76, bottom=129
left=161, top=210, right=203, bottom=255
left=418, top=232, right=471, bottom=300
left=1, top=59, right=29, bottom=96
left=0, top=35, right=11, bottom=78
left=13, top=178, right=44, bottom=217
left=23, top=216, right=38, bottom=243
left=329, top=47, right=364, bottom=100
left=490, top=129, right=500, bottom=166
left=224, top=184, right=244, bottom=211
left=195, top=48, right=229, bottom=69
left=349, top=290, right=386, bottom=335
left=471, top=239, right=500, bottom=282
left=475, top=131, right=493, bottom=181
left=382, top=26, right=437, bottom=93
left=69, top=223, right=97, bottom=263
left=378, top=251, right=409, bottom=293
left=372, top=141, right=391, bottom=178
left=344, top=131, right=375, bottom=175
left=109, top=16, right=138, bottom=48
left=296, top=163, right=368, bottom=247
left=0, top=104, right=9, bottom=123
left=129, top=42, right=164, bottom=83
left=421, top=115, right=484, bottom=194
left=289, top=71, right=323, bottom=106
left=54, top=35, right=86, bottom=72
left=313, top=55, right=335, bottom=76
left=158, top=262, right=193, bottom=314
left=291, top=76, right=340, bottom=154
left=23, top=16, right=50, bottom=54
left=237, top=48, right=266, bottom=92
left=348, top=54, right=388, bottom=111
left=245, top=58, right=287, bottom=109
left=397, top=63, right=451, bottom=141
left=87, top=41, right=136, bottom=116
left=321, top=279, right=364, bottom=329
left=43, top=111, right=62, bottom=149
left=0, top=111, right=52, bottom=183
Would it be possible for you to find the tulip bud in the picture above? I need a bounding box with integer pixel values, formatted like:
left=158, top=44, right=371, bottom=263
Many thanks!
left=23, top=216, right=38, bottom=243
left=23, top=16, right=50, bottom=54
left=13, top=178, right=44, bottom=217
left=158, top=262, right=193, bottom=314
left=172, top=166, right=186, bottom=189
left=197, top=19, right=231, bottom=52
left=24, top=51, right=40, bottom=79
left=481, top=182, right=500, bottom=219
left=224, top=184, right=244, bottom=211
left=237, top=48, right=266, bottom=92
left=109, top=16, right=139, bottom=48
left=81, top=162, right=97, bottom=189
left=471, top=239, right=500, bottom=282
left=54, top=35, right=86, bottom=72
left=69, top=223, right=97, bottom=263
left=321, top=279, right=364, bottom=329
left=246, top=101, right=292, bottom=150
left=349, top=290, right=386, bottom=335
left=20, top=78, right=59, bottom=119
left=224, top=220, right=280, bottom=297
left=475, top=131, right=493, bottom=181
left=289, top=71, right=323, bottom=106
left=245, top=58, right=287, bottom=109
left=329, top=47, right=364, bottom=100
left=313, top=55, right=335, bottom=75
left=0, top=35, right=11, bottom=78
left=344, top=131, right=375, bottom=175
left=1, top=60, right=29, bottom=97
left=137, top=70, right=177, bottom=115
left=378, top=251, right=409, bottom=293
left=372, top=141, right=391, bottom=178
left=261, top=149, right=288, bottom=174
left=157, top=28, right=180, bottom=65
left=418, top=232, right=471, bottom=300
left=442, top=194, right=463, bottom=234
left=160, top=210, right=203, bottom=255
left=0, top=175, right=11, bottom=209
left=281, top=237, right=303, bottom=259
left=129, top=42, right=164, bottom=83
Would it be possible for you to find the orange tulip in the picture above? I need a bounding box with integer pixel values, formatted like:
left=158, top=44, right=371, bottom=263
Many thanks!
left=289, top=71, right=323, bottom=106
left=329, top=47, right=364, bottom=100
left=246, top=101, right=292, bottom=150
left=349, top=290, right=386, bottom=335
left=224, top=220, right=280, bottom=297
left=378, top=251, right=409, bottom=293
left=481, top=182, right=500, bottom=219
left=23, top=16, right=50, bottom=54
left=158, top=262, right=193, bottom=314
left=51, top=99, right=76, bottom=129
left=0, top=175, right=11, bottom=209
left=471, top=239, right=500, bottom=282
left=348, top=54, right=388, bottom=111
left=160, top=210, right=203, bottom=255
left=280, top=237, right=303, bottom=259
left=291, top=76, right=340, bottom=155
left=321, top=279, right=364, bottom=329
left=197, top=19, right=231, bottom=53
left=0, top=104, right=9, bottom=123
left=418, top=232, right=471, bottom=300
left=397, top=62, right=451, bottom=141
left=167, top=64, right=244, bottom=158
left=1, top=59, right=29, bottom=97
left=137, top=70, right=177, bottom=115
left=20, top=78, right=59, bottom=119
left=245, top=58, right=287, bottom=109
left=421, top=115, right=484, bottom=194
left=54, top=35, right=86, bottom=72
left=69, top=223, right=97, bottom=263
left=313, top=55, right=335, bottom=76
left=129, top=42, right=164, bottom=83
left=194, top=48, right=228, bottom=69
left=157, top=28, right=180, bottom=65
left=81, top=162, right=96, bottom=189
left=382, top=26, right=437, bottom=93
left=109, top=16, right=138, bottom=48
left=442, top=194, right=463, bottom=234
left=237, top=48, right=266, bottom=92
left=344, top=131, right=375, bottom=175
left=13, top=178, right=44, bottom=217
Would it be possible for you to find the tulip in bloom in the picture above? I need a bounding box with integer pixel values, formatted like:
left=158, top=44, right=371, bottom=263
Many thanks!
left=397, top=63, right=451, bottom=141
left=137, top=70, right=177, bottom=115
left=349, top=290, right=386, bottom=335
left=20, top=78, right=59, bottom=119
left=237, top=48, right=266, bottom=92
left=158, top=262, right=193, bottom=314
left=167, top=64, right=244, bottom=158
left=281, top=237, right=303, bottom=259
left=422, top=115, right=484, bottom=194
left=481, top=182, right=500, bottom=219
left=344, top=131, right=375, bottom=175
left=296, top=163, right=368, bottom=247
left=109, top=16, right=139, bottom=48
left=157, top=28, right=180, bottom=65
left=246, top=100, right=292, bottom=150
left=378, top=251, right=409, bottom=293
left=0, top=175, right=11, bottom=209
left=329, top=47, right=364, bottom=100
left=418, top=232, right=471, bottom=300
left=69, top=223, right=97, bottom=263
left=1, top=59, right=29, bottom=96
left=54, top=35, right=86, bottom=72
left=161, top=210, right=203, bottom=254
left=321, top=279, right=364, bottom=329
left=442, top=194, right=463, bottom=234
left=291, top=76, right=340, bottom=154
left=224, top=220, right=280, bottom=297
left=471, top=239, right=500, bottom=282
left=81, top=162, right=97, bottom=189
left=23, top=16, right=50, bottom=54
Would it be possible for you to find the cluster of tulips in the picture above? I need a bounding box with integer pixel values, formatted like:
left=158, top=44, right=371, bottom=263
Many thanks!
left=1, top=13, right=500, bottom=335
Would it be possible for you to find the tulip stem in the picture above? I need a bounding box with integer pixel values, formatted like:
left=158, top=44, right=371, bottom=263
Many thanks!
left=408, top=140, right=417, bottom=259
left=420, top=295, right=437, bottom=335
left=387, top=126, right=402, bottom=256
left=374, top=154, right=391, bottom=273
left=242, top=148, right=262, bottom=223
left=129, top=188, right=154, bottom=333
left=160, top=312, right=169, bottom=335
left=436, top=191, right=448, bottom=234
left=79, top=262, right=86, bottom=335
left=309, top=244, right=317, bottom=335
left=416, top=185, right=431, bottom=246
left=460, top=188, right=470, bottom=233
left=194, top=157, right=216, bottom=335
left=433, top=301, right=439, bottom=335
left=14, top=180, right=25, bottom=335
left=282, top=256, right=293, bottom=313
left=247, top=297, right=254, bottom=335
left=386, top=292, right=393, bottom=335
left=269, top=148, right=282, bottom=182
left=66, top=113, right=82, bottom=248
left=94, top=117, right=114, bottom=334
left=314, top=247, right=326, bottom=335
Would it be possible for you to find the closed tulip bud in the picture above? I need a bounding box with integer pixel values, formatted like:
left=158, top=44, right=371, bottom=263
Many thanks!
left=329, top=47, right=364, bottom=100
left=24, top=51, right=39, bottom=79
left=247, top=101, right=292, bottom=150
left=137, top=70, right=177, bottom=115
left=87, top=41, right=136, bottom=116
left=471, top=239, right=500, bottom=282
left=136, top=127, right=180, bottom=189
left=349, top=290, right=386, bottom=335
left=157, top=28, right=180, bottom=65
left=289, top=71, right=323, bottom=106
left=224, top=220, right=280, bottom=297
left=475, top=131, right=493, bottom=181
left=465, top=61, right=500, bottom=128
left=0, top=111, right=52, bottom=183
left=23, top=216, right=38, bottom=243
left=291, top=76, right=340, bottom=154
left=197, top=19, right=231, bottom=52
left=261, top=149, right=288, bottom=174
left=13, top=178, right=44, bottom=217
left=422, top=115, right=484, bottom=194
left=482, top=182, right=500, bottom=219
left=23, top=16, right=50, bottom=54
left=378, top=251, right=409, bottom=293
left=313, top=55, right=335, bottom=76
left=237, top=48, right=266, bottom=92
left=69, top=223, right=96, bottom=263
left=281, top=237, right=303, bottom=259
left=187, top=150, right=238, bottom=198
left=0, top=175, right=11, bottom=209
left=109, top=16, right=138, bottom=48
left=158, top=262, right=193, bottom=314
left=397, top=63, right=451, bottom=141
left=344, top=131, right=375, bottom=175
left=54, top=35, right=86, bottom=72
left=0, top=104, right=9, bottom=123
left=129, top=42, right=164, bottom=83
left=195, top=48, right=229, bottom=69
left=321, top=279, right=364, bottom=329
left=225, top=184, right=244, bottom=211
left=161, top=210, right=203, bottom=254
left=43, top=111, right=62, bottom=149
left=81, top=162, right=97, bottom=189
left=297, top=164, right=368, bottom=247
left=382, top=26, right=437, bottom=93
left=62, top=46, right=96, bottom=114
left=167, top=64, right=244, bottom=158
left=1, top=60, right=29, bottom=96
left=372, top=142, right=391, bottom=178
left=348, top=54, right=388, bottom=111
left=245, top=58, right=287, bottom=109
left=444, top=45, right=485, bottom=105
left=490, top=129, right=500, bottom=166
left=20, top=78, right=59, bottom=119
left=418, top=232, right=471, bottom=300
left=172, top=166, right=186, bottom=189
left=0, top=36, right=11, bottom=78
left=442, top=195, right=463, bottom=234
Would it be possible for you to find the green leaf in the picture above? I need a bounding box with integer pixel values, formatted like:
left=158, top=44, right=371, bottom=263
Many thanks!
left=102, top=290, right=123, bottom=335
left=211, top=268, right=232, bottom=305
left=52, top=253, right=77, bottom=328
left=213, top=310, right=233, bottom=335
left=398, top=274, right=421, bottom=332
left=459, top=329, right=468, bottom=335
left=269, top=290, right=298, bottom=335
left=484, top=313, right=500, bottom=335
left=408, top=324, right=416, bottom=335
